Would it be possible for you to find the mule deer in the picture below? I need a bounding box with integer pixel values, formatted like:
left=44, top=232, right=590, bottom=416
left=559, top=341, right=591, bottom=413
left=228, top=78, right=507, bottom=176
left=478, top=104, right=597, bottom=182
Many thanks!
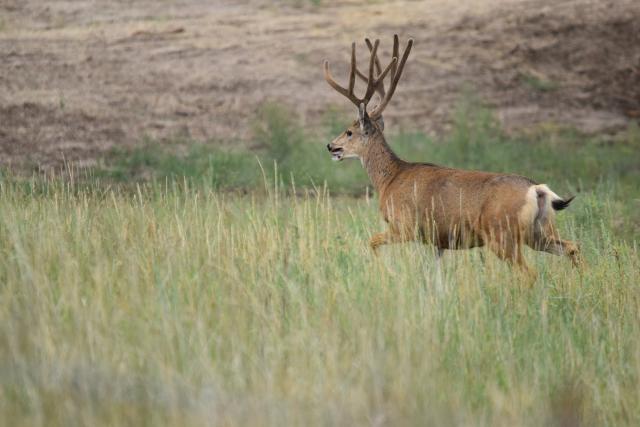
left=324, top=35, right=582, bottom=282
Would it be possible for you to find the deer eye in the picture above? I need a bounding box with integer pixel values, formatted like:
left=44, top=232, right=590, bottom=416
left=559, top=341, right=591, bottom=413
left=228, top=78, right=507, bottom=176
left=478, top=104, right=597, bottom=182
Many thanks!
left=346, top=130, right=353, bottom=137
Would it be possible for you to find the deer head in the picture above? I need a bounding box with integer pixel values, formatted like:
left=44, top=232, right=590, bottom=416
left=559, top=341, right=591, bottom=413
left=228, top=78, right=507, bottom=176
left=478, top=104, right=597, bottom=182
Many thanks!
left=324, top=35, right=413, bottom=161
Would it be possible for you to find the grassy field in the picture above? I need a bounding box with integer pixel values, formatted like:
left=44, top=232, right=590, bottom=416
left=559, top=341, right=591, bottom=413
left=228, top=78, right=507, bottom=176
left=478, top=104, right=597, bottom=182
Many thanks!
left=1, top=104, right=639, bottom=425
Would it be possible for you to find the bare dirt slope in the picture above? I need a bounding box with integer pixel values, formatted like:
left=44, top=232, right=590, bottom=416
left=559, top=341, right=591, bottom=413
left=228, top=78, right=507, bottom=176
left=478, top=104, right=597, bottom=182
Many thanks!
left=1, top=0, right=638, bottom=170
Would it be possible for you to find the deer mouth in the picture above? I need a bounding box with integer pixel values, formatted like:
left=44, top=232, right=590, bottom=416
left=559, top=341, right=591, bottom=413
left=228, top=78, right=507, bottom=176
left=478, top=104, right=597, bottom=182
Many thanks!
left=330, top=147, right=344, bottom=161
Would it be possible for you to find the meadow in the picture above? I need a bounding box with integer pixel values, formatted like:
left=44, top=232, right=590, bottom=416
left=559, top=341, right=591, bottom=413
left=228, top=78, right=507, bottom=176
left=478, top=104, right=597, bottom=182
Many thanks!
left=1, top=103, right=639, bottom=426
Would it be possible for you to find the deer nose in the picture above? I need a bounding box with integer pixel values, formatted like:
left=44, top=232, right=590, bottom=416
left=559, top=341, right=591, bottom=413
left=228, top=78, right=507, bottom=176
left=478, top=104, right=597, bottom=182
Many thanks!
left=326, top=144, right=331, bottom=151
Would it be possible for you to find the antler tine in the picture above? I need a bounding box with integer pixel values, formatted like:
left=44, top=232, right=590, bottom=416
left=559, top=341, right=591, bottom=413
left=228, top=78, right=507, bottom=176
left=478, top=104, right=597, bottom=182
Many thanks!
left=375, top=56, right=396, bottom=83
left=365, top=38, right=383, bottom=77
left=370, top=36, right=413, bottom=118
left=324, top=59, right=361, bottom=106
left=391, top=38, right=413, bottom=88
left=355, top=37, right=400, bottom=102
left=354, top=44, right=383, bottom=97
left=324, top=60, right=347, bottom=98
left=364, top=38, right=385, bottom=97
left=324, top=41, right=370, bottom=107
left=355, top=57, right=395, bottom=97
left=391, top=34, right=399, bottom=82
left=354, top=67, right=367, bottom=83
left=362, top=39, right=380, bottom=105
left=348, top=42, right=356, bottom=96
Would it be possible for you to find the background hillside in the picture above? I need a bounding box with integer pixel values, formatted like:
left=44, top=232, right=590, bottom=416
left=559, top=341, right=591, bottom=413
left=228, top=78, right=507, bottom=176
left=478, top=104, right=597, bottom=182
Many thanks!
left=1, top=0, right=638, bottom=170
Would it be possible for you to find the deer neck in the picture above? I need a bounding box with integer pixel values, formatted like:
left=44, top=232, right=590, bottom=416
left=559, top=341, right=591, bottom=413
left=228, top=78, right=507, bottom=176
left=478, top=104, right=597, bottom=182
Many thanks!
left=361, top=133, right=402, bottom=193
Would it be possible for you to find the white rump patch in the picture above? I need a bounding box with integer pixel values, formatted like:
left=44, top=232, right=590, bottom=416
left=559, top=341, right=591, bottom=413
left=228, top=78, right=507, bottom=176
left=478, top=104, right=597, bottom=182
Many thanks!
left=519, top=184, right=562, bottom=226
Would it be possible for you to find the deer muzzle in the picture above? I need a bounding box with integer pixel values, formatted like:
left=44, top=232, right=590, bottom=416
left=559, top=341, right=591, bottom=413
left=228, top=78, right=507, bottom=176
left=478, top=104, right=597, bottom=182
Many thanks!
left=327, top=143, right=344, bottom=161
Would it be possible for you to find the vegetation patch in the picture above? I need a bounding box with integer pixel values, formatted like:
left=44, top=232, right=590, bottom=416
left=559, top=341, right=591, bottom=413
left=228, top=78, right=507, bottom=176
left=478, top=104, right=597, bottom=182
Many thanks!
left=520, top=72, right=560, bottom=92
left=95, top=100, right=640, bottom=239
left=0, top=172, right=638, bottom=425
left=0, top=100, right=638, bottom=425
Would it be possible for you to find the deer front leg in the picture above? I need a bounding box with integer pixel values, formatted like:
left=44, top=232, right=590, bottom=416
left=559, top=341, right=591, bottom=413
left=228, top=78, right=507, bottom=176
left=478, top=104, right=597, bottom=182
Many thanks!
left=369, top=230, right=411, bottom=255
left=488, top=239, right=538, bottom=287
left=369, top=231, right=390, bottom=254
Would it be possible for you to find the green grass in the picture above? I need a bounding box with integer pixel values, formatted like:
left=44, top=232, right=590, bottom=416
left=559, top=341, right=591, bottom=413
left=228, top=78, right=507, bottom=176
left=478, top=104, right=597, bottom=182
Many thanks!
left=98, top=100, right=640, bottom=238
left=100, top=141, right=262, bottom=190
left=0, top=176, right=638, bottom=425
left=1, top=101, right=639, bottom=425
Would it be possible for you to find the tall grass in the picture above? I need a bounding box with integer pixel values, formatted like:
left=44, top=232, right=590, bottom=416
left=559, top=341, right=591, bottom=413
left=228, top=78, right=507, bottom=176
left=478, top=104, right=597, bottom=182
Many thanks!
left=0, top=176, right=638, bottom=426
left=1, top=101, right=639, bottom=425
left=99, top=100, right=640, bottom=237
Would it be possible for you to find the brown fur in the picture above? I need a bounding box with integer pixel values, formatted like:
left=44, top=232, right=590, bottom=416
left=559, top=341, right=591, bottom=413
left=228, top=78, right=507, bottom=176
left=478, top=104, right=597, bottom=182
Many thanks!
left=324, top=36, right=581, bottom=283
left=330, top=122, right=581, bottom=283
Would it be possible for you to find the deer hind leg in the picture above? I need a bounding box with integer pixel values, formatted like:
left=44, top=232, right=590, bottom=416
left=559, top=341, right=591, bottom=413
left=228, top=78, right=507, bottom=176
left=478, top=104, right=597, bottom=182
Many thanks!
left=529, top=223, right=583, bottom=268
left=532, top=237, right=582, bottom=267
left=487, top=235, right=537, bottom=286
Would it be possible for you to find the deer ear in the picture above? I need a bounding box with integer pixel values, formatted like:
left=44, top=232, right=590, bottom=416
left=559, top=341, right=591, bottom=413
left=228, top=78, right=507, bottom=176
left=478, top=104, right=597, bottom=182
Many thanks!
left=375, top=115, right=384, bottom=131
left=358, top=103, right=371, bottom=133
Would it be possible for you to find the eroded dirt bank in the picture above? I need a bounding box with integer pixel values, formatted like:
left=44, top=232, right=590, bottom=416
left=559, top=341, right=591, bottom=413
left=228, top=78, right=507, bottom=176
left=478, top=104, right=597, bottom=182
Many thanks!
left=1, top=0, right=638, bottom=169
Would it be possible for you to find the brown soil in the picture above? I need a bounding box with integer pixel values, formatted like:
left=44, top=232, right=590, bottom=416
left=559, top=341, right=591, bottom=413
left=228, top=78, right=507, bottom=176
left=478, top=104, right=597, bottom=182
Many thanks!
left=1, top=0, right=638, bottom=170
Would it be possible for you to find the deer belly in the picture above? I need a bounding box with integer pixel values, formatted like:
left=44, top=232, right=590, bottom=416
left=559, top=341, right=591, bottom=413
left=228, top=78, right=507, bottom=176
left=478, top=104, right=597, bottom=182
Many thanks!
left=419, top=221, right=481, bottom=249
left=381, top=203, right=482, bottom=249
left=418, top=211, right=483, bottom=249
